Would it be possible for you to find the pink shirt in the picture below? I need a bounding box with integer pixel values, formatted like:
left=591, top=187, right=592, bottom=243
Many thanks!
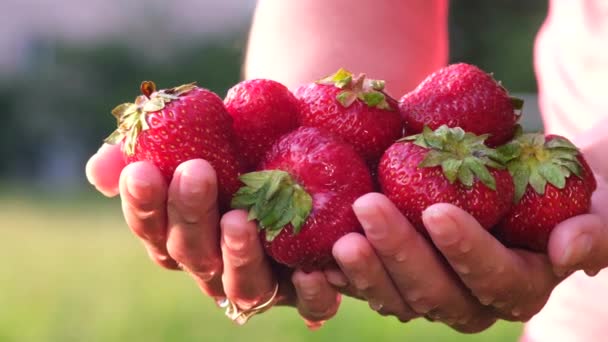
left=524, top=1, right=608, bottom=341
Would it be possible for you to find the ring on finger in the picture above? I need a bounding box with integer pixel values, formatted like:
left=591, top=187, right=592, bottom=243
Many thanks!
left=219, top=282, right=280, bottom=325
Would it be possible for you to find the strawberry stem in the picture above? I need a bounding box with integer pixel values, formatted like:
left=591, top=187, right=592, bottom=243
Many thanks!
left=140, top=81, right=157, bottom=99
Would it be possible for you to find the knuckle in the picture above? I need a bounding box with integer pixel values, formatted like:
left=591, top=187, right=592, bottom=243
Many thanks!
left=227, top=250, right=264, bottom=270
left=150, top=253, right=179, bottom=270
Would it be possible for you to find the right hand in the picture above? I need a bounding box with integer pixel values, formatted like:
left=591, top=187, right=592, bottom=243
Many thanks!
left=85, top=144, right=340, bottom=328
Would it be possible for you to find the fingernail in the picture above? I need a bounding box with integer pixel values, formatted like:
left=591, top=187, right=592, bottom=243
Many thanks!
left=127, top=174, right=152, bottom=202
left=424, top=206, right=459, bottom=246
left=179, top=170, right=205, bottom=205
left=560, top=233, right=593, bottom=266
left=478, top=295, right=494, bottom=306
left=369, top=299, right=384, bottom=312
left=299, top=281, right=321, bottom=301
left=585, top=269, right=601, bottom=277
left=324, top=270, right=349, bottom=288
left=215, top=297, right=228, bottom=308
left=223, top=228, right=248, bottom=253
left=305, top=320, right=325, bottom=331
left=354, top=204, right=387, bottom=241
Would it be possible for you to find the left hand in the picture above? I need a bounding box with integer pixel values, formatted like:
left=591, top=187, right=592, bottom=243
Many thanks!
left=327, top=188, right=608, bottom=332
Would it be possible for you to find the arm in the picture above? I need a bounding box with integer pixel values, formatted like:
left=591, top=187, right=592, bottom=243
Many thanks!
left=244, top=0, right=449, bottom=96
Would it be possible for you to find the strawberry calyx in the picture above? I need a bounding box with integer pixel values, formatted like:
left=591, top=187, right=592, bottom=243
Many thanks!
left=400, top=125, right=505, bottom=190
left=497, top=133, right=584, bottom=203
left=104, top=81, right=197, bottom=155
left=231, top=170, right=313, bottom=242
left=317, top=68, right=394, bottom=110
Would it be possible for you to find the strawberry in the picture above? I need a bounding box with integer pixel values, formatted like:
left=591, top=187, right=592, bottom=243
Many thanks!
left=493, top=134, right=597, bottom=252
left=224, top=79, right=300, bottom=170
left=105, top=81, right=243, bottom=209
left=294, top=68, right=403, bottom=167
left=378, top=125, right=514, bottom=233
left=399, top=63, right=522, bottom=147
left=231, top=127, right=374, bottom=271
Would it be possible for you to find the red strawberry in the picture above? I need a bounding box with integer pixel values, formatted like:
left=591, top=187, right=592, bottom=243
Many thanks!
left=399, top=63, right=521, bottom=147
left=105, top=81, right=243, bottom=209
left=494, top=134, right=597, bottom=252
left=378, top=125, right=514, bottom=233
left=224, top=79, right=300, bottom=170
left=295, top=68, right=403, bottom=167
left=231, top=127, right=374, bottom=271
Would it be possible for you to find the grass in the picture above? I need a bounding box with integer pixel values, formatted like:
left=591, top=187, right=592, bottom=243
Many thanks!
left=0, top=191, right=523, bottom=342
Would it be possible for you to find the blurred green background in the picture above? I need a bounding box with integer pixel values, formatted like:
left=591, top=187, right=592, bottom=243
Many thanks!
left=1, top=1, right=546, bottom=341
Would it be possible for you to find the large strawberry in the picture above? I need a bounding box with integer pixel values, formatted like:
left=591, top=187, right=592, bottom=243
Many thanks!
left=294, top=68, right=403, bottom=167
left=224, top=79, right=300, bottom=170
left=231, top=127, right=374, bottom=271
left=105, top=81, right=243, bottom=208
left=493, top=134, right=597, bottom=252
left=399, top=63, right=522, bottom=147
left=378, top=125, right=514, bottom=233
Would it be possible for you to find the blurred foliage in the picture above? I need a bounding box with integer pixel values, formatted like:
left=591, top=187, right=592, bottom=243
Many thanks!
left=0, top=2, right=548, bottom=182
left=0, top=38, right=245, bottom=180
left=449, top=0, right=548, bottom=91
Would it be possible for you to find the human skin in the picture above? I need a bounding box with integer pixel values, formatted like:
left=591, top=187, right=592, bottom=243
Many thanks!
left=86, top=0, right=608, bottom=332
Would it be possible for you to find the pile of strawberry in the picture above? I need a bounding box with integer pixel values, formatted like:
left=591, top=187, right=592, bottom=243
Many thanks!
left=106, top=63, right=597, bottom=271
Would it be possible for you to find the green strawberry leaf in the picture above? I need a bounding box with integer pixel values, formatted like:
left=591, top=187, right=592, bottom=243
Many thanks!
left=465, top=157, right=496, bottom=190
left=457, top=165, right=474, bottom=188
left=538, top=162, right=567, bottom=189
left=546, top=137, right=578, bottom=151
left=496, top=142, right=522, bottom=163
left=441, top=159, right=463, bottom=184
left=231, top=170, right=313, bottom=241
left=510, top=96, right=525, bottom=111
left=529, top=168, right=547, bottom=195
left=336, top=90, right=358, bottom=107
left=358, top=91, right=385, bottom=107
left=509, top=161, right=531, bottom=203
left=419, top=150, right=451, bottom=168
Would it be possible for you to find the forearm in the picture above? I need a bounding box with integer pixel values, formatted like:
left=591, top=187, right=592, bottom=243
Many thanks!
left=244, top=0, right=448, bottom=96
left=572, top=118, right=608, bottom=183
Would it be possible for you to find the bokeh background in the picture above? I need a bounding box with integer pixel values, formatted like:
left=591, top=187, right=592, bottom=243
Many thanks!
left=1, top=1, right=547, bottom=341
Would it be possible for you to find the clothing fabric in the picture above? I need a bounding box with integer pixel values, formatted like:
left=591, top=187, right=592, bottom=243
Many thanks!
left=524, top=1, right=608, bottom=341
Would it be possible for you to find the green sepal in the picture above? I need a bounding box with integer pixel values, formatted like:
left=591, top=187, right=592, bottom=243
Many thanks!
left=231, top=170, right=313, bottom=242
left=510, top=96, right=524, bottom=113
left=104, top=81, right=197, bottom=156
left=406, top=125, right=505, bottom=190
left=318, top=68, right=353, bottom=89
left=538, top=162, right=566, bottom=189
left=465, top=157, right=496, bottom=190
left=317, top=68, right=394, bottom=111
left=503, top=132, right=584, bottom=202
left=336, top=91, right=358, bottom=107
left=508, top=161, right=531, bottom=203
left=441, top=159, right=463, bottom=184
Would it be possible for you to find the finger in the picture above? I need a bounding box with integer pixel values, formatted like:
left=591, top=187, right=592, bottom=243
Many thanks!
left=86, top=144, right=125, bottom=197
left=549, top=213, right=608, bottom=276
left=292, top=270, right=341, bottom=330
left=353, top=193, right=492, bottom=330
left=423, top=203, right=559, bottom=320
left=119, top=162, right=178, bottom=270
left=166, top=159, right=224, bottom=297
left=221, top=210, right=277, bottom=308
left=332, top=233, right=418, bottom=322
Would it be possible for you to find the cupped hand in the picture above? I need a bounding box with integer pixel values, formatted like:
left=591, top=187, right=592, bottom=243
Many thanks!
left=328, top=191, right=607, bottom=333
left=85, top=144, right=340, bottom=327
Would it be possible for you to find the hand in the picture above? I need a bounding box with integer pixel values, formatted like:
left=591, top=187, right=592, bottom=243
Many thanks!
left=85, top=144, right=340, bottom=328
left=327, top=191, right=607, bottom=332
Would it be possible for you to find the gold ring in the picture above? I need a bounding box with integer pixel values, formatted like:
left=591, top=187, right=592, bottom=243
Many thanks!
left=219, top=283, right=280, bottom=325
